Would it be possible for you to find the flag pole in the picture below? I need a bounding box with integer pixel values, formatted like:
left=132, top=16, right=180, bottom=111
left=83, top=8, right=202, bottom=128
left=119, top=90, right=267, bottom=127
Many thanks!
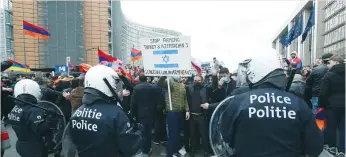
left=24, top=35, right=27, bottom=64
left=132, top=44, right=135, bottom=70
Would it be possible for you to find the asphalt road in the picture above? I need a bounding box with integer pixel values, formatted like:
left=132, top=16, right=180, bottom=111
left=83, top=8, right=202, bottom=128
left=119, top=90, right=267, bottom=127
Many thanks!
left=3, top=125, right=333, bottom=157
left=3, top=125, right=196, bottom=157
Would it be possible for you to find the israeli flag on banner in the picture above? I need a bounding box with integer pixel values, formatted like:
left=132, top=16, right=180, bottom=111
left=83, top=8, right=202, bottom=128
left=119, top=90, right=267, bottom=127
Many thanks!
left=153, top=50, right=179, bottom=68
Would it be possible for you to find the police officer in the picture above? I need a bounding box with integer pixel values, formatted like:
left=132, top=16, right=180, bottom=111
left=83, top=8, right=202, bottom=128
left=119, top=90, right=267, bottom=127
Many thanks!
left=7, top=79, right=53, bottom=157
left=211, top=52, right=323, bottom=157
left=68, top=65, right=142, bottom=157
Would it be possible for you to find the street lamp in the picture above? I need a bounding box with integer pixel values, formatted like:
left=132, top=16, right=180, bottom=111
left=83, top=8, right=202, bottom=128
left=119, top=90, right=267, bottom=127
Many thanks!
left=84, top=47, right=98, bottom=64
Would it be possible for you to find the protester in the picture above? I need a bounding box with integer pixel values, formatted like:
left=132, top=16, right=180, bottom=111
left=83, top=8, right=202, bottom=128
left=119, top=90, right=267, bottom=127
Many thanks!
left=131, top=75, right=161, bottom=156
left=304, top=53, right=333, bottom=113
left=289, top=51, right=303, bottom=71
left=157, top=76, right=190, bottom=157
left=318, top=55, right=345, bottom=157
left=186, top=75, right=209, bottom=157
left=289, top=74, right=308, bottom=105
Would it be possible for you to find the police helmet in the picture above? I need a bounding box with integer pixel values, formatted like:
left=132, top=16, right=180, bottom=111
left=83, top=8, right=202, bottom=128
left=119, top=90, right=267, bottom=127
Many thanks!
left=14, top=79, right=42, bottom=100
left=84, top=65, right=120, bottom=97
left=236, top=59, right=251, bottom=88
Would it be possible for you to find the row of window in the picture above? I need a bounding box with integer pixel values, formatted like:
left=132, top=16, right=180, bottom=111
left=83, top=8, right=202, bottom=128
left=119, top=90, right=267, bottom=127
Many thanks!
left=324, top=25, right=345, bottom=45
left=3, top=0, right=12, bottom=11
left=5, top=25, right=13, bottom=39
left=325, top=10, right=345, bottom=32
left=325, top=0, right=345, bottom=19
left=324, top=40, right=345, bottom=54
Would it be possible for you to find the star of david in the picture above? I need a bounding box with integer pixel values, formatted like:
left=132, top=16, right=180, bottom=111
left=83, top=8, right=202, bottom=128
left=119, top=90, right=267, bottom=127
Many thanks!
left=162, top=55, right=169, bottom=64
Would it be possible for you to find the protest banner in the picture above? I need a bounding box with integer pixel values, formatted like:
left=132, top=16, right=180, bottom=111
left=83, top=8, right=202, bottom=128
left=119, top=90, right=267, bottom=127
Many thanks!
left=140, top=36, right=192, bottom=76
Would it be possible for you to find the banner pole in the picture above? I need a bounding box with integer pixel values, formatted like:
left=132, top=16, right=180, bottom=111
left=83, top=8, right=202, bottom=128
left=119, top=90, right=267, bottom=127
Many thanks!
left=167, top=77, right=173, bottom=111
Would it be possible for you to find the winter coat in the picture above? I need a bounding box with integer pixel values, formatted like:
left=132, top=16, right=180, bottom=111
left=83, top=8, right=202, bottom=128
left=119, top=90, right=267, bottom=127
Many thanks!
left=318, top=64, right=345, bottom=108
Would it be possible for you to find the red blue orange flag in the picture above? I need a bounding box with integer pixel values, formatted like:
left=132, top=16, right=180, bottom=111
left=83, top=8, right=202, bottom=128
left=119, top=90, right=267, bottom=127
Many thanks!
left=23, top=20, right=51, bottom=39
left=98, top=48, right=123, bottom=65
left=130, top=48, right=142, bottom=62
left=68, top=61, right=75, bottom=70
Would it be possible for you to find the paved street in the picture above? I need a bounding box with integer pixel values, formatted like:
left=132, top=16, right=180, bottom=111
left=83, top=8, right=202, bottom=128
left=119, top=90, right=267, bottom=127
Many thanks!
left=3, top=124, right=332, bottom=157
left=3, top=125, right=193, bottom=157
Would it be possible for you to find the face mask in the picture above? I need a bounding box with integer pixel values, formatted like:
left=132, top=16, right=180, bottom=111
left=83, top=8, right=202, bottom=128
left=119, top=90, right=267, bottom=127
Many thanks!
left=223, top=77, right=229, bottom=83
left=194, top=82, right=202, bottom=87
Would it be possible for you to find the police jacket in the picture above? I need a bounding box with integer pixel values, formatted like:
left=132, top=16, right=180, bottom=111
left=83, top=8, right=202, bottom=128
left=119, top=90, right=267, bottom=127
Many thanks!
left=7, top=95, right=51, bottom=157
left=220, top=83, right=323, bottom=157
left=69, top=88, right=141, bottom=157
left=304, top=64, right=328, bottom=98
left=319, top=63, right=345, bottom=109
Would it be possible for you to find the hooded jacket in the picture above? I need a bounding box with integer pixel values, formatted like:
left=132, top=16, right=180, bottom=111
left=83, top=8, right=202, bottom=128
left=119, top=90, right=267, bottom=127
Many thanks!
left=318, top=63, right=345, bottom=108
left=289, top=74, right=305, bottom=99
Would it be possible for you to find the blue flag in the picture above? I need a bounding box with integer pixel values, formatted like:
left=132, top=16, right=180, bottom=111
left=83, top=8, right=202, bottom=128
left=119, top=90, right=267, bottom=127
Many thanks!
left=301, top=5, right=315, bottom=43
left=280, top=31, right=290, bottom=47
left=290, top=15, right=303, bottom=41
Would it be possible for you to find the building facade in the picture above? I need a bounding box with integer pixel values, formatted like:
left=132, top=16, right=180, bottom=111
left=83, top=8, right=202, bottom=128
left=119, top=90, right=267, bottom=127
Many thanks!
left=0, top=0, right=14, bottom=62
left=8, top=1, right=181, bottom=69
left=323, top=0, right=345, bottom=55
left=121, top=20, right=182, bottom=65
left=109, top=1, right=182, bottom=65
left=110, top=1, right=182, bottom=65
left=272, top=0, right=345, bottom=66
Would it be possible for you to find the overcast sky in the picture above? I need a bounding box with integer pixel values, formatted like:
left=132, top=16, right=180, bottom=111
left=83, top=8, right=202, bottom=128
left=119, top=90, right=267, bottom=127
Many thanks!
left=121, top=1, right=300, bottom=71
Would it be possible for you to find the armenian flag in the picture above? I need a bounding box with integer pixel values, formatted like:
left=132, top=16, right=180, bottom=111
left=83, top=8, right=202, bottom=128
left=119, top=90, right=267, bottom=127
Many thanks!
left=23, top=20, right=51, bottom=39
left=130, top=48, right=142, bottom=62
left=68, top=61, right=75, bottom=70
left=98, top=48, right=123, bottom=65
left=7, top=58, right=31, bottom=72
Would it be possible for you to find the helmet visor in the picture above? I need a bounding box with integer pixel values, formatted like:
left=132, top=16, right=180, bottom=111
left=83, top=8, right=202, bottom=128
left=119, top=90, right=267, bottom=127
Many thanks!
left=236, top=59, right=251, bottom=88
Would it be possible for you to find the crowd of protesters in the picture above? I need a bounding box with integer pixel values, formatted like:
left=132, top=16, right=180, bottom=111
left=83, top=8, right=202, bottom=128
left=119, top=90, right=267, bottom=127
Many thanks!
left=1, top=53, right=345, bottom=157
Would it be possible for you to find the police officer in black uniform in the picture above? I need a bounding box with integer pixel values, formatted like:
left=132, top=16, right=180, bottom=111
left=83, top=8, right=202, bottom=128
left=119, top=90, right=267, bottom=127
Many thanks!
left=7, top=79, right=53, bottom=157
left=211, top=53, right=323, bottom=157
left=68, top=65, right=142, bottom=157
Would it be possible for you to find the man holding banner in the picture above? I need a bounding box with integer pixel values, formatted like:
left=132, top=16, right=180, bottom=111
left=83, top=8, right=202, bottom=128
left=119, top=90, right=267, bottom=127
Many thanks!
left=141, top=36, right=192, bottom=157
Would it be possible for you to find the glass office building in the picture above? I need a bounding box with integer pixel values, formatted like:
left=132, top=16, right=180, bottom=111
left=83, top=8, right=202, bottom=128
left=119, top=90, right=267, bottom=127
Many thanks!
left=323, top=0, right=345, bottom=55
left=0, top=0, right=14, bottom=62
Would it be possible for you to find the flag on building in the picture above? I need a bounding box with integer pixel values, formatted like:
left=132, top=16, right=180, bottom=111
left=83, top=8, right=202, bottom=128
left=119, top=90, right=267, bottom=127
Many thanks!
left=98, top=48, right=123, bottom=65
left=130, top=48, right=142, bottom=62
left=290, top=14, right=303, bottom=41
left=191, top=61, right=201, bottom=74
left=23, top=20, right=51, bottom=39
left=280, top=31, right=291, bottom=47
left=7, top=58, right=31, bottom=72
left=301, top=5, right=315, bottom=43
